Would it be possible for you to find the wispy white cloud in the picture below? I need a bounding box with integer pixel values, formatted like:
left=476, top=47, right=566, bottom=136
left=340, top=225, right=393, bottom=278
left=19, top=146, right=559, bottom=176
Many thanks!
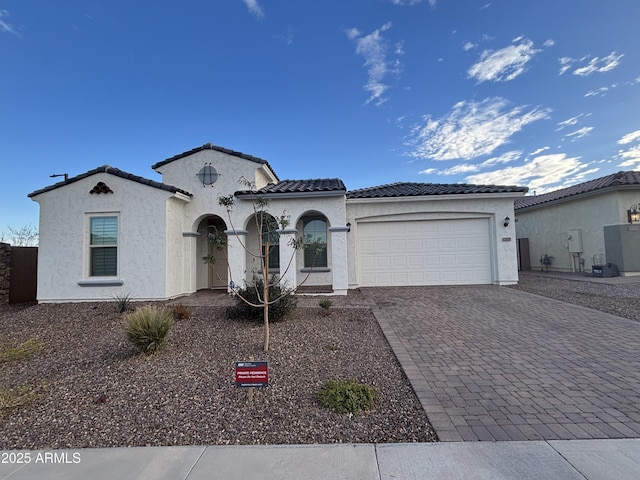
left=530, top=146, right=549, bottom=156
left=574, top=52, right=623, bottom=76
left=556, top=113, right=591, bottom=130
left=419, top=150, right=522, bottom=175
left=407, top=97, right=551, bottom=161
left=390, top=0, right=436, bottom=7
left=241, top=0, right=264, bottom=19
left=438, top=163, right=480, bottom=175
left=484, top=150, right=522, bottom=165
left=467, top=38, right=541, bottom=83
left=618, top=130, right=640, bottom=145
left=420, top=150, right=521, bottom=176
left=543, top=39, right=555, bottom=47
left=0, top=9, right=18, bottom=36
left=618, top=145, right=640, bottom=169
left=617, top=130, right=640, bottom=169
left=463, top=42, right=476, bottom=51
left=465, top=153, right=590, bottom=191
left=558, top=168, right=601, bottom=188
left=273, top=26, right=294, bottom=45
left=565, top=126, right=594, bottom=141
left=558, top=57, right=574, bottom=75
left=559, top=51, right=624, bottom=76
left=346, top=22, right=402, bottom=106
left=585, top=87, right=610, bottom=97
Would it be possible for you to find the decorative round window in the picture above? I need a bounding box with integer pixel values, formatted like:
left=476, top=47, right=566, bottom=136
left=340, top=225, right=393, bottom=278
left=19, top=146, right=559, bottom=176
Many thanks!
left=197, top=164, right=218, bottom=186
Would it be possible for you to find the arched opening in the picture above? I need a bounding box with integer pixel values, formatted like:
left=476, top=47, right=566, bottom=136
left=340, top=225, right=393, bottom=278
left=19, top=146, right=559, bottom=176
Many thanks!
left=295, top=210, right=332, bottom=288
left=196, top=215, right=228, bottom=290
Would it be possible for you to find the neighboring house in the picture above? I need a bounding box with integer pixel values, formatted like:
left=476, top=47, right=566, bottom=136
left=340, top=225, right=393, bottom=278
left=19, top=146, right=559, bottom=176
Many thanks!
left=514, top=170, right=640, bottom=276
left=28, top=143, right=527, bottom=302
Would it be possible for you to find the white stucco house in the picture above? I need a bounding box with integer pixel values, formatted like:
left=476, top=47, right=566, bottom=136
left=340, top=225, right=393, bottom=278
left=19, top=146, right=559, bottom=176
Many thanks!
left=515, top=170, right=640, bottom=276
left=29, top=143, right=528, bottom=302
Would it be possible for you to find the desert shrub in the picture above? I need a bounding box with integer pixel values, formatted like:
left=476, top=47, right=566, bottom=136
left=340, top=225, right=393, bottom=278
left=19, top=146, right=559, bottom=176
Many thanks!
left=317, top=379, right=376, bottom=415
left=172, top=303, right=191, bottom=321
left=0, top=338, right=45, bottom=363
left=123, top=305, right=174, bottom=355
left=226, top=276, right=297, bottom=323
left=114, top=292, right=133, bottom=313
left=319, top=299, right=332, bottom=315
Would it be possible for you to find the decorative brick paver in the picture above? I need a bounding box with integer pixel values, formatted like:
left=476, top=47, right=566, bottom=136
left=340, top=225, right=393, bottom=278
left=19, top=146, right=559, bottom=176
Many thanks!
left=364, top=285, right=640, bottom=442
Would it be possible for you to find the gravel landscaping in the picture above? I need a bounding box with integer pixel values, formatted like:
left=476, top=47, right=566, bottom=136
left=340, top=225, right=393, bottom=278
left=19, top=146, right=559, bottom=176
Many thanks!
left=2, top=272, right=636, bottom=449
left=0, top=300, right=436, bottom=449
left=510, top=271, right=640, bottom=323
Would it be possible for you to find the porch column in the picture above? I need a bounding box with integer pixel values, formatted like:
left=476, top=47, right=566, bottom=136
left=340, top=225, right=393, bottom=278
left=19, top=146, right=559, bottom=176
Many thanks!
left=329, top=226, right=349, bottom=295
left=182, top=231, right=200, bottom=294
left=225, top=229, right=247, bottom=291
left=277, top=228, right=298, bottom=290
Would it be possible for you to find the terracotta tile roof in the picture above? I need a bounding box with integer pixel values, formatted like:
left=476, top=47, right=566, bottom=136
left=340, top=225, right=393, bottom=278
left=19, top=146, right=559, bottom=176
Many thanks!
left=346, top=181, right=528, bottom=199
left=514, top=171, right=640, bottom=210
left=237, top=178, right=346, bottom=196
left=28, top=165, right=193, bottom=198
left=152, top=143, right=280, bottom=181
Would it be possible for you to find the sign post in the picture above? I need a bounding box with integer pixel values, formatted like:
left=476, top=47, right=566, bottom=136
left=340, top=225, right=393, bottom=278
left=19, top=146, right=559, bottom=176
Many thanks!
left=235, top=360, right=269, bottom=402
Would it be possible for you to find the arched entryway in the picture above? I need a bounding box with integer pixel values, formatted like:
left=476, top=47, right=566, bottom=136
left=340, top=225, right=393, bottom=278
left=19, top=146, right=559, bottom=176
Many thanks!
left=196, top=215, right=228, bottom=290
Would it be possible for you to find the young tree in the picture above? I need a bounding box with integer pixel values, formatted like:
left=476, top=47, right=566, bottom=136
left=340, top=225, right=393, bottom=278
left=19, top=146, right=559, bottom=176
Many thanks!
left=204, top=178, right=322, bottom=352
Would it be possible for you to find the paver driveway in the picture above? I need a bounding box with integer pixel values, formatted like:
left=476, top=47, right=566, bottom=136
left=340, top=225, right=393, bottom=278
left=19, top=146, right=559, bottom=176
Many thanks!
left=364, top=285, right=640, bottom=442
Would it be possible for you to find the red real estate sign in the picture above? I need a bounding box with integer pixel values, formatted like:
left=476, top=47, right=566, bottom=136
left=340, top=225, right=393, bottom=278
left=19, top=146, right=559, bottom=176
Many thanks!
left=235, top=361, right=269, bottom=388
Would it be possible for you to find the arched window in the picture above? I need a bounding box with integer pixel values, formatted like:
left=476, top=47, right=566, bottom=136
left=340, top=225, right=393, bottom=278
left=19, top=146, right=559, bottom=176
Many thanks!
left=303, top=217, right=327, bottom=268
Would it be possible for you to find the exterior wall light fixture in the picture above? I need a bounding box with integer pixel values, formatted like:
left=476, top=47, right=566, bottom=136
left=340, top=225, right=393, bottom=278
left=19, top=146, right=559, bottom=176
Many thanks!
left=628, top=204, right=640, bottom=224
left=503, top=216, right=510, bottom=227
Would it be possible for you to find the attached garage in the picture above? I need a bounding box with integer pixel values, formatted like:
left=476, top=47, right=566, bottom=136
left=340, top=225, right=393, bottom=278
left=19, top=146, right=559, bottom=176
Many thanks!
left=357, top=218, right=492, bottom=286
left=346, top=182, right=528, bottom=288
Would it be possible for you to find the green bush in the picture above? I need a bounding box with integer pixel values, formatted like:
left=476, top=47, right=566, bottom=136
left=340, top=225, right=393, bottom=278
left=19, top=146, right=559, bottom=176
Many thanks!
left=319, top=299, right=332, bottom=315
left=317, top=379, right=376, bottom=415
left=123, top=305, right=174, bottom=355
left=226, top=275, right=297, bottom=323
left=113, top=292, right=133, bottom=313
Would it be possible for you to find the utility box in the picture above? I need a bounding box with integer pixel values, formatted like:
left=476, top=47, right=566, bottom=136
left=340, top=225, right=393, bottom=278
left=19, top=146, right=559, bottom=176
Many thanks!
left=567, top=229, right=583, bottom=253
left=592, top=263, right=618, bottom=277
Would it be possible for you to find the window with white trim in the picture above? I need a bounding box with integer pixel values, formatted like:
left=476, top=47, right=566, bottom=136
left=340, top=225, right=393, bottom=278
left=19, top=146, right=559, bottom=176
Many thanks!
left=303, top=217, right=327, bottom=268
left=90, top=216, right=118, bottom=276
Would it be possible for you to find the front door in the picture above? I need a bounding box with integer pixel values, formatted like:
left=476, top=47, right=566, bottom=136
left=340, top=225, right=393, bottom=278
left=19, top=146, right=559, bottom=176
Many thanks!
left=206, top=218, right=228, bottom=289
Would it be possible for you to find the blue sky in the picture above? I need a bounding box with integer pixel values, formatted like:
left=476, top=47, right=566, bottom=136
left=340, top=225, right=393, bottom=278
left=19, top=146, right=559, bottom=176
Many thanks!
left=1, top=0, right=639, bottom=235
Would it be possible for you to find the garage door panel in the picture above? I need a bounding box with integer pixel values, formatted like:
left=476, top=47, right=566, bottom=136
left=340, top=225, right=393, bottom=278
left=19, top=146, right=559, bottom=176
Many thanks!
left=360, top=239, right=376, bottom=254
left=392, top=256, right=408, bottom=267
left=407, top=239, right=422, bottom=250
left=358, top=219, right=491, bottom=286
left=456, top=254, right=477, bottom=266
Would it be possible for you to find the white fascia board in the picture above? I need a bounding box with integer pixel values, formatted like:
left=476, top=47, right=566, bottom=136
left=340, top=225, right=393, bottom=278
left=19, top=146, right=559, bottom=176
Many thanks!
left=346, top=192, right=526, bottom=205
left=260, top=165, right=279, bottom=184
left=172, top=192, right=192, bottom=202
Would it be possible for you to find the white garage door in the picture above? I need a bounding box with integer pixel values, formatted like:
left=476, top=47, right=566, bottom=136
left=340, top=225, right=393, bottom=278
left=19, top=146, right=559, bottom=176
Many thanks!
left=358, top=218, right=492, bottom=286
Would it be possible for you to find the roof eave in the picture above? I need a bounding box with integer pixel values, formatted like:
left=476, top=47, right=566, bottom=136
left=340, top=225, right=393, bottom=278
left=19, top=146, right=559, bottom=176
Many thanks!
left=28, top=165, right=193, bottom=199
left=152, top=143, right=280, bottom=181
left=347, top=191, right=527, bottom=203
left=235, top=190, right=346, bottom=199
left=515, top=184, right=638, bottom=212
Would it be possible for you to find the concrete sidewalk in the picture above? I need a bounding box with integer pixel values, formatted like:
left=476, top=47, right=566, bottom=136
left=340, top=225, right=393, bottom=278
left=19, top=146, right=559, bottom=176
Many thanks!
left=2, top=439, right=639, bottom=480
